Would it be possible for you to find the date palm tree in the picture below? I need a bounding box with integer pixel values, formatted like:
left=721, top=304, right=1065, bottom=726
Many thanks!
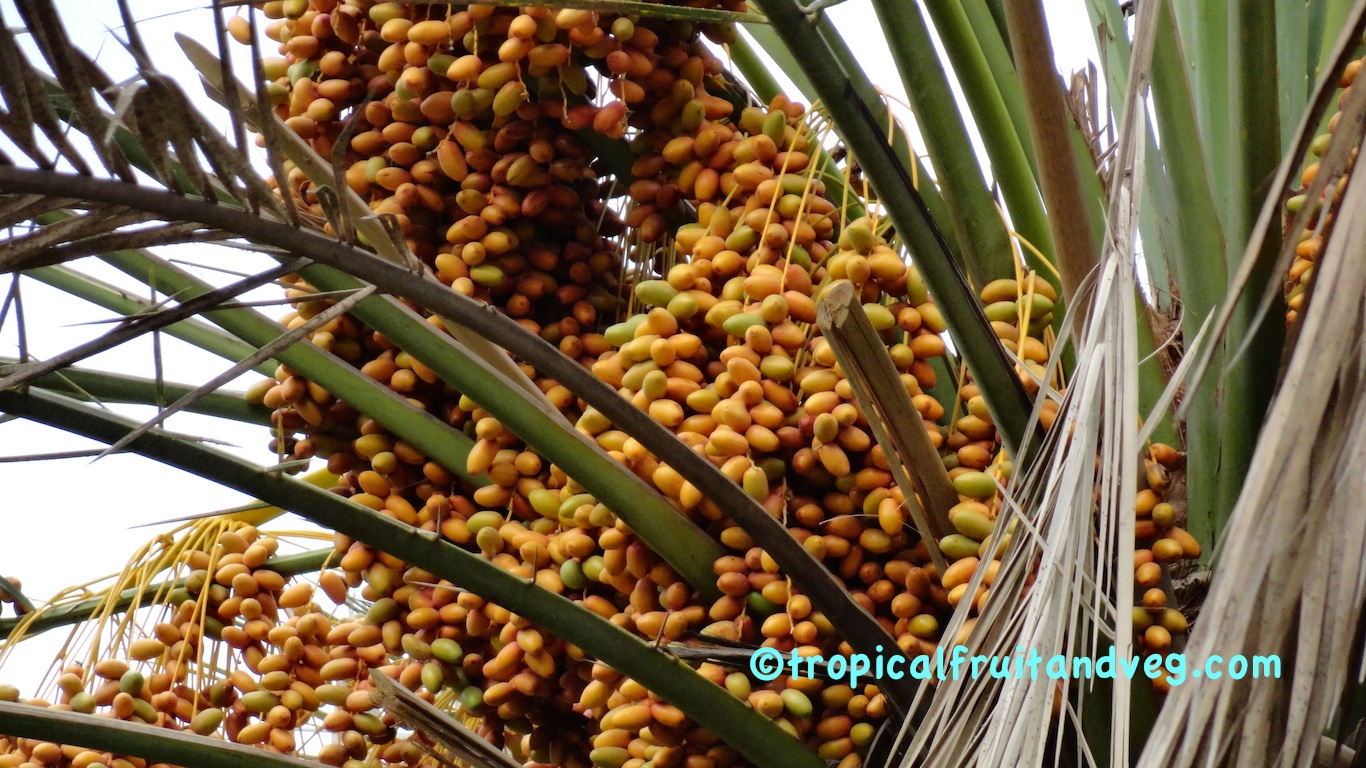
left=0, top=0, right=1362, bottom=767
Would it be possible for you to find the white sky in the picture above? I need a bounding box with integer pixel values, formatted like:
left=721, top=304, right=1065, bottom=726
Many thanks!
left=0, top=0, right=1100, bottom=693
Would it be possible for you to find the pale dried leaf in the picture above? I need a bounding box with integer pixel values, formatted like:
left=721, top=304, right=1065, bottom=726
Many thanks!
left=891, top=0, right=1160, bottom=762
left=1138, top=102, right=1366, bottom=768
